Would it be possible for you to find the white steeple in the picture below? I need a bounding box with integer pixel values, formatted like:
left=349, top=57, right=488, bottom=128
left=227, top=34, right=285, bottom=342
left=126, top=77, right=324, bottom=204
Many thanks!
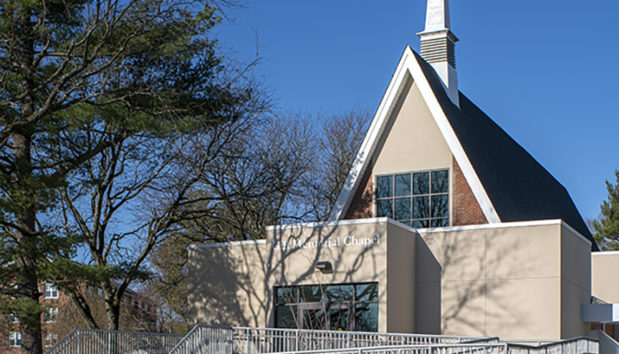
left=417, top=0, right=459, bottom=107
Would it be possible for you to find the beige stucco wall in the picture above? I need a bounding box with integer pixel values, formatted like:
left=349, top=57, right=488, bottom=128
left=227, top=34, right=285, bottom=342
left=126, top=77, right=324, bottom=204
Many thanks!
left=418, top=221, right=592, bottom=340
left=370, top=75, right=454, bottom=224
left=414, top=234, right=442, bottom=334
left=187, top=240, right=268, bottom=327
left=188, top=219, right=591, bottom=340
left=372, top=76, right=452, bottom=176
left=591, top=251, right=619, bottom=303
left=265, top=221, right=389, bottom=331
left=560, top=225, right=592, bottom=338
left=188, top=219, right=440, bottom=333
left=386, top=222, right=416, bottom=333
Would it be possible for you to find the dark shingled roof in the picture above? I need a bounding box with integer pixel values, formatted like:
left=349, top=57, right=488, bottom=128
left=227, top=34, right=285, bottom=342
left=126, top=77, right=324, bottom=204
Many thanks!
left=412, top=51, right=599, bottom=251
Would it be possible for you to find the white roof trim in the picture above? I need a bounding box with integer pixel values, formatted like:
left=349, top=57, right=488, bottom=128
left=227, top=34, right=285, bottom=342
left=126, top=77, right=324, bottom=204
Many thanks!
left=592, top=251, right=619, bottom=257
left=417, top=218, right=588, bottom=243
left=328, top=48, right=413, bottom=221
left=415, top=219, right=590, bottom=246
left=329, top=46, right=500, bottom=223
left=190, top=219, right=591, bottom=249
left=266, top=217, right=390, bottom=231
left=188, top=239, right=266, bottom=249
left=416, top=219, right=564, bottom=233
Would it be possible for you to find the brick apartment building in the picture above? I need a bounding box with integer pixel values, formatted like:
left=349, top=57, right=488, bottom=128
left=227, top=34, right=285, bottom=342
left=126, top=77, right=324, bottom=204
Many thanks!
left=1, top=283, right=159, bottom=352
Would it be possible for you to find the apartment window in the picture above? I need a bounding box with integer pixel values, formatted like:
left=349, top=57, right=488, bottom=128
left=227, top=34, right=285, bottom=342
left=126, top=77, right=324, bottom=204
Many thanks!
left=8, top=313, right=18, bottom=323
left=9, top=332, right=21, bottom=347
left=44, top=283, right=58, bottom=299
left=376, top=169, right=449, bottom=227
left=44, top=333, right=58, bottom=348
left=43, top=308, right=58, bottom=323
left=275, top=283, right=378, bottom=332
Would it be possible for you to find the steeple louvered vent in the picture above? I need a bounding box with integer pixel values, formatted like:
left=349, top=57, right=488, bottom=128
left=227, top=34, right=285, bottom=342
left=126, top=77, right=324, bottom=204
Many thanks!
left=417, top=0, right=459, bottom=107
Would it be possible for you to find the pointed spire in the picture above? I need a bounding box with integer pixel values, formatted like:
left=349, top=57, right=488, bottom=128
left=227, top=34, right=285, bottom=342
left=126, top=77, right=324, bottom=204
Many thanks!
left=417, top=0, right=459, bottom=107
left=423, top=0, right=451, bottom=33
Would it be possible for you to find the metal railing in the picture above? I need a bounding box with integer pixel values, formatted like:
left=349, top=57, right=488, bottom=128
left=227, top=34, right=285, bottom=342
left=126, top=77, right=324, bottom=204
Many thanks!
left=46, top=326, right=600, bottom=354
left=46, top=328, right=183, bottom=354
left=273, top=343, right=509, bottom=354
left=506, top=337, right=599, bottom=354
left=169, top=325, right=490, bottom=354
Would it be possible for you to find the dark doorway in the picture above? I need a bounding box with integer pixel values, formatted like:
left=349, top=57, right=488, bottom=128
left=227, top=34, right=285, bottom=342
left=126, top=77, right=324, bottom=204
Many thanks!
left=274, top=283, right=378, bottom=331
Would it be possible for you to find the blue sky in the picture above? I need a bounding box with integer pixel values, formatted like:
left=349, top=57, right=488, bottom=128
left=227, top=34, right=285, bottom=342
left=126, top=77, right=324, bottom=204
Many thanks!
left=214, top=0, right=619, bottom=220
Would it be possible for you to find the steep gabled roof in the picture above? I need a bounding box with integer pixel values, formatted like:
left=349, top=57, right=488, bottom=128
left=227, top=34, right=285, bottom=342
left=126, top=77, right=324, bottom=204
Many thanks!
left=329, top=46, right=598, bottom=250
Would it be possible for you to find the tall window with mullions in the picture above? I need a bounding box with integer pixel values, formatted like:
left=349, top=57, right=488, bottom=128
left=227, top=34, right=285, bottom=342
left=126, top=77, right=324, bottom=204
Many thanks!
left=375, top=169, right=449, bottom=227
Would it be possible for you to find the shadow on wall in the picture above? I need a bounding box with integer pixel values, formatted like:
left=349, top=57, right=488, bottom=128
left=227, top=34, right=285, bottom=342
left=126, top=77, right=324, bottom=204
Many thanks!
left=423, top=226, right=545, bottom=338
left=189, top=222, right=387, bottom=330
left=264, top=224, right=385, bottom=328
left=191, top=246, right=255, bottom=326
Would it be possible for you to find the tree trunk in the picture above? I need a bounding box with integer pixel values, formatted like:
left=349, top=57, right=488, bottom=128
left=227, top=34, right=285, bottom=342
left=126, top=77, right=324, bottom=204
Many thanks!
left=12, top=132, right=43, bottom=354
left=104, top=294, right=121, bottom=354
left=11, top=7, right=44, bottom=352
left=104, top=292, right=121, bottom=330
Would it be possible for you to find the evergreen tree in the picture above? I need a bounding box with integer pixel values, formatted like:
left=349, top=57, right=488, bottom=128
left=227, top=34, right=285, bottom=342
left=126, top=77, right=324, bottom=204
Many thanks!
left=593, top=170, right=619, bottom=250
left=0, top=0, right=258, bottom=352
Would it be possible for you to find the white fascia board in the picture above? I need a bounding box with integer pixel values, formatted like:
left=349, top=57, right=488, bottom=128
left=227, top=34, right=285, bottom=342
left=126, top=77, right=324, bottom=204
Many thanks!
left=416, top=219, right=565, bottom=233
left=592, top=251, right=619, bottom=257
left=329, top=46, right=500, bottom=223
left=582, top=303, right=619, bottom=323
left=328, top=48, right=414, bottom=220
left=188, top=239, right=266, bottom=249
left=403, top=48, right=500, bottom=223
left=417, top=218, right=591, bottom=246
left=267, top=217, right=390, bottom=231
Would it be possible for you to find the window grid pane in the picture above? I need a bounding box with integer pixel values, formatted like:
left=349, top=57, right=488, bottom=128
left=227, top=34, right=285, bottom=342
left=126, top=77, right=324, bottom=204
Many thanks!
left=376, top=176, right=393, bottom=198
left=394, top=173, right=411, bottom=197
left=377, top=169, right=449, bottom=228
left=394, top=197, right=411, bottom=221
left=376, top=199, right=393, bottom=219
left=413, top=172, right=430, bottom=195
left=431, top=170, right=449, bottom=193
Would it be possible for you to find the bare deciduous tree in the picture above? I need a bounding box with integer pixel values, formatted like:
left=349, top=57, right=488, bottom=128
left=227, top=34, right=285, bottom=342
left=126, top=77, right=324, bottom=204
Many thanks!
left=149, top=109, right=370, bottom=330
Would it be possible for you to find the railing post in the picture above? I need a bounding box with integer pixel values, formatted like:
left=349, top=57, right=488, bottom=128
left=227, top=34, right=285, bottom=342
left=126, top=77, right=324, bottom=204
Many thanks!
left=198, top=327, right=203, bottom=354
left=246, top=329, right=250, bottom=354
left=347, top=332, right=351, bottom=348
left=296, top=329, right=300, bottom=351
left=229, top=328, right=234, bottom=354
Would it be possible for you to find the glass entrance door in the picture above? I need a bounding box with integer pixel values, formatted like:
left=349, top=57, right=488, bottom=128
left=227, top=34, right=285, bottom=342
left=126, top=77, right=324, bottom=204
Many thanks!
left=275, top=283, right=378, bottom=332
left=298, top=303, right=325, bottom=330
left=297, top=303, right=352, bottom=330
left=328, top=304, right=350, bottom=331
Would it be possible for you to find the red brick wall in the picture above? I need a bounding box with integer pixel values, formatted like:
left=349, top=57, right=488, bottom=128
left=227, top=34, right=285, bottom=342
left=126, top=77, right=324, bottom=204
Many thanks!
left=0, top=320, right=21, bottom=354
left=452, top=157, right=488, bottom=226
left=591, top=323, right=617, bottom=341
left=344, top=162, right=374, bottom=219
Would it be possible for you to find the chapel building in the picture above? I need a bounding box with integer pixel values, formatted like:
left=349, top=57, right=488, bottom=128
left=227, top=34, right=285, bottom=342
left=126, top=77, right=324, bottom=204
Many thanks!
left=187, top=0, right=619, bottom=342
